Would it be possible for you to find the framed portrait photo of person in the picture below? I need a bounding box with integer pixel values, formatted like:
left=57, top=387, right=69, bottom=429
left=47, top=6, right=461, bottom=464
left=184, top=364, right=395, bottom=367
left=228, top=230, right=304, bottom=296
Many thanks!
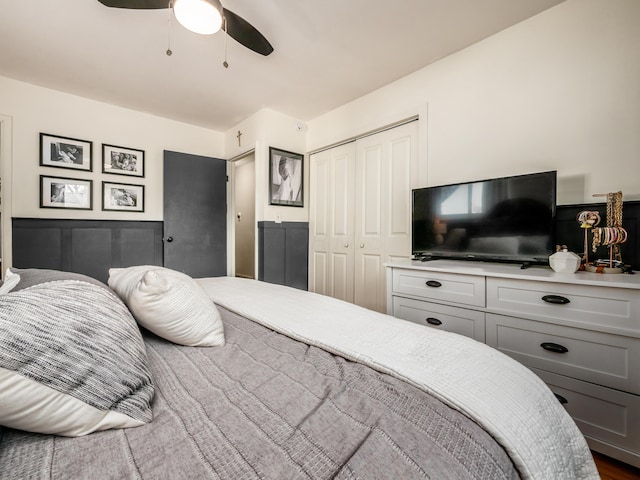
left=269, top=147, right=303, bottom=207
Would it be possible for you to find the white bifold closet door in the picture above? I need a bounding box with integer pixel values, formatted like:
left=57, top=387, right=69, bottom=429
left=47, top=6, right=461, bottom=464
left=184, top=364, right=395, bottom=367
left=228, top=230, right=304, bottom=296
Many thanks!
left=309, top=121, right=418, bottom=313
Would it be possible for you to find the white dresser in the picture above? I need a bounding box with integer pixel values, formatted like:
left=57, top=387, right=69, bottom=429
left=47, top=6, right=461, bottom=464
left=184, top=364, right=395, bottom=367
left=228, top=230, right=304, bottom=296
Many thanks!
left=386, top=259, right=640, bottom=467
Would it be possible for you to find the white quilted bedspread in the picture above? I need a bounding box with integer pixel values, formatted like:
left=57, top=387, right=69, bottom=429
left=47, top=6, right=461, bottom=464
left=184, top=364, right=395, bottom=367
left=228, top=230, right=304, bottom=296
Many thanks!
left=197, top=277, right=599, bottom=480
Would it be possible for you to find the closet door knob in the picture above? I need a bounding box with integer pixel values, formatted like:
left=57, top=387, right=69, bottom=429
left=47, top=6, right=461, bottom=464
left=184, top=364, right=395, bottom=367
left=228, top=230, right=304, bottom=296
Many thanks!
left=344, top=243, right=349, bottom=248
left=360, top=243, right=365, bottom=248
left=166, top=236, right=174, bottom=243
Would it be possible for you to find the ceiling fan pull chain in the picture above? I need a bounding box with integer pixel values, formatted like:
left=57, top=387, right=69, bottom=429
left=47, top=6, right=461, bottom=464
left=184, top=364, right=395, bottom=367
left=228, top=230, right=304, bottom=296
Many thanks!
left=222, top=16, right=229, bottom=68
left=166, top=1, right=173, bottom=56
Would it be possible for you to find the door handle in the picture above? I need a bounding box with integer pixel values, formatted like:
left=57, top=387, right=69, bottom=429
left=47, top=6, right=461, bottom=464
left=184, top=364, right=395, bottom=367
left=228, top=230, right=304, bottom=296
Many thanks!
left=165, top=236, right=173, bottom=243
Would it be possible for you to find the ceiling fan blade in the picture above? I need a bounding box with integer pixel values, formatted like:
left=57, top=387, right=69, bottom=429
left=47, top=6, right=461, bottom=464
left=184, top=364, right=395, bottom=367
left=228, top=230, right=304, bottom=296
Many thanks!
left=223, top=8, right=273, bottom=56
left=96, top=0, right=169, bottom=9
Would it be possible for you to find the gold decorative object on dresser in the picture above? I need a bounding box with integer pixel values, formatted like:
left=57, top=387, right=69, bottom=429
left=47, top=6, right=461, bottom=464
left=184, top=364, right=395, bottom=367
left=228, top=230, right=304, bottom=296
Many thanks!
left=585, top=191, right=629, bottom=273
left=386, top=258, right=640, bottom=468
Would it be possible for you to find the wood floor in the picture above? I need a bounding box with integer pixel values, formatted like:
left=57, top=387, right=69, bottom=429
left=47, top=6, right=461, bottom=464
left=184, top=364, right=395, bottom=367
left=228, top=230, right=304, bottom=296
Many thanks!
left=593, top=452, right=640, bottom=480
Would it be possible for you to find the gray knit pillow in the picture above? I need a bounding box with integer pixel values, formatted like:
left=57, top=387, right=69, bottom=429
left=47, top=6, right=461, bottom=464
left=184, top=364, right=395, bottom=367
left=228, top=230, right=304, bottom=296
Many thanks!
left=0, top=279, right=154, bottom=436
left=7, top=267, right=110, bottom=293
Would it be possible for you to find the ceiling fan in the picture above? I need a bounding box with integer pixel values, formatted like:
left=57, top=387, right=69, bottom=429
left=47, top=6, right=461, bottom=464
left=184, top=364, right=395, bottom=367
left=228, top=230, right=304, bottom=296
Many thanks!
left=96, top=0, right=274, bottom=57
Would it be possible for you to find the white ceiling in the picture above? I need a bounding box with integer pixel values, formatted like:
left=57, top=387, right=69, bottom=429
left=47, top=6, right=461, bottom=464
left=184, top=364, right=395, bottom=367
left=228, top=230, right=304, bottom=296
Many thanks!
left=0, top=0, right=564, bottom=132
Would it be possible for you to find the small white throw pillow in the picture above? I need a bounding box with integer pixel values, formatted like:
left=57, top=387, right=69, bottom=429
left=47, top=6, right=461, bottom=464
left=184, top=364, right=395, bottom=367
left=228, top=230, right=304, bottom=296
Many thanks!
left=0, top=269, right=20, bottom=294
left=108, top=266, right=225, bottom=347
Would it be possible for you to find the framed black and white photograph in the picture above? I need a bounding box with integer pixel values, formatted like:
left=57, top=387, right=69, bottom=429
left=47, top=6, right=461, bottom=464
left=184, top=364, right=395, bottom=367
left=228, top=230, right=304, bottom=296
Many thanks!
left=102, top=144, right=145, bottom=177
left=40, top=133, right=92, bottom=171
left=269, top=147, right=303, bottom=207
left=40, top=175, right=92, bottom=210
left=102, top=181, right=144, bottom=212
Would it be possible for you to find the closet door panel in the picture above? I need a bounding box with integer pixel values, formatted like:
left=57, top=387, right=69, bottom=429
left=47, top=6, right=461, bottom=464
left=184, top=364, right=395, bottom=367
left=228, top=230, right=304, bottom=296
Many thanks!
left=309, top=152, right=330, bottom=294
left=331, top=252, right=351, bottom=302
left=309, top=143, right=356, bottom=302
left=354, top=138, right=384, bottom=311
left=359, top=144, right=382, bottom=238
left=332, top=152, right=352, bottom=239
left=386, top=127, right=416, bottom=259
left=311, top=251, right=328, bottom=295
left=355, top=252, right=385, bottom=312
left=330, top=145, right=356, bottom=302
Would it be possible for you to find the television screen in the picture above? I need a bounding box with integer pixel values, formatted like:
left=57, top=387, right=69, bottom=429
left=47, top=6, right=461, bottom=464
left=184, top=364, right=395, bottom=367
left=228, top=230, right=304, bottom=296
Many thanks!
left=412, top=171, right=557, bottom=264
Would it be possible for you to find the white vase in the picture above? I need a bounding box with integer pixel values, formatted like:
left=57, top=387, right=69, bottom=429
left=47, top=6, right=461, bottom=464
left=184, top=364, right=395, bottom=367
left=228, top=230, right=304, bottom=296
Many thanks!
left=549, top=247, right=581, bottom=273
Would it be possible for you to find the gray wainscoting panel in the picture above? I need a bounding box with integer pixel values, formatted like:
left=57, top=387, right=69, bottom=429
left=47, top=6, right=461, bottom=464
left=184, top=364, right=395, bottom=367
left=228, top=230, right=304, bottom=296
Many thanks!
left=12, top=218, right=163, bottom=283
left=258, top=221, right=308, bottom=290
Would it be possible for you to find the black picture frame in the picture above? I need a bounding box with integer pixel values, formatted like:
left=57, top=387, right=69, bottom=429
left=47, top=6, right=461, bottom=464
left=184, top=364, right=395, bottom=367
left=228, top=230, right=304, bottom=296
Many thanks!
left=102, top=143, right=145, bottom=177
left=40, top=175, right=92, bottom=210
left=102, top=181, right=144, bottom=212
left=40, top=133, right=93, bottom=171
left=269, top=147, right=303, bottom=207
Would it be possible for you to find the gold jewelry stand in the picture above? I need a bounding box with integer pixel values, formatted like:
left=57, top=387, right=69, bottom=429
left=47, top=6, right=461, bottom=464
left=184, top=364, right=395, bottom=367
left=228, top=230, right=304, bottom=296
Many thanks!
left=584, top=191, right=627, bottom=274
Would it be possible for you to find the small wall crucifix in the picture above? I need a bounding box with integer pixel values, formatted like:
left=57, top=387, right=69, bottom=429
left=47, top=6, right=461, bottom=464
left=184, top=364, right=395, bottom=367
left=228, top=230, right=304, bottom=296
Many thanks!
left=236, top=130, right=242, bottom=147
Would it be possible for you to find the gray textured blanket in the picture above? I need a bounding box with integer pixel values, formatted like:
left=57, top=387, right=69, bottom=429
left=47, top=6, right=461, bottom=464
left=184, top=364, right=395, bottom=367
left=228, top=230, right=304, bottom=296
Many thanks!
left=0, top=306, right=519, bottom=479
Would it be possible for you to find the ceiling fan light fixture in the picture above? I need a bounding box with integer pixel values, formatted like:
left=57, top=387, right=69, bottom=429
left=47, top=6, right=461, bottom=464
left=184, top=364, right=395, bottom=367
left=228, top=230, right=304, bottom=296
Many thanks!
left=173, top=0, right=223, bottom=35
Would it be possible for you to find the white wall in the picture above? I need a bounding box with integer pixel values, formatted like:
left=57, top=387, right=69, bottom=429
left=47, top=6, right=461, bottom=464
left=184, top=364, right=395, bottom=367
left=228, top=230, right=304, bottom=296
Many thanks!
left=4, top=0, right=638, bottom=230
left=0, top=75, right=224, bottom=221
left=306, top=0, right=640, bottom=205
left=225, top=108, right=308, bottom=223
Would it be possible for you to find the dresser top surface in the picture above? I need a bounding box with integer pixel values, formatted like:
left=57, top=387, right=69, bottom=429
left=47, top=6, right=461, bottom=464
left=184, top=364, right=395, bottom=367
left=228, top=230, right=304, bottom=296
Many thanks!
left=386, top=259, right=640, bottom=290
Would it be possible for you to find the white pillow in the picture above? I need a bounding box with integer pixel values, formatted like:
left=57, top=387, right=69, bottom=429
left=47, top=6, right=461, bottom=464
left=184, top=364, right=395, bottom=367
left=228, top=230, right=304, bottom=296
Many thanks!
left=0, top=269, right=20, bottom=294
left=108, top=266, right=225, bottom=347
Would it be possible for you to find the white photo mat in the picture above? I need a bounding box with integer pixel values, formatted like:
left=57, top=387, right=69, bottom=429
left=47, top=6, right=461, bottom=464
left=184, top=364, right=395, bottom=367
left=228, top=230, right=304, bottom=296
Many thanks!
left=102, top=181, right=144, bottom=212
left=40, top=175, right=92, bottom=210
left=102, top=144, right=145, bottom=177
left=40, top=133, right=92, bottom=171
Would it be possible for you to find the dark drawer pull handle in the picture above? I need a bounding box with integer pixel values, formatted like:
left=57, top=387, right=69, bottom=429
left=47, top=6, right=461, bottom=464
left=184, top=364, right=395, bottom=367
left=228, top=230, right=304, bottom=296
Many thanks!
left=554, top=393, right=568, bottom=405
left=426, top=280, right=442, bottom=288
left=541, top=295, right=570, bottom=305
left=426, top=317, right=442, bottom=326
left=541, top=342, right=569, bottom=354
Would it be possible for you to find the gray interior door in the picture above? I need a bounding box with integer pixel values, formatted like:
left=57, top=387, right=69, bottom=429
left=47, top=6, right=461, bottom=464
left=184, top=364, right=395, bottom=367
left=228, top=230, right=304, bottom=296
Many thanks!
left=163, top=150, right=227, bottom=278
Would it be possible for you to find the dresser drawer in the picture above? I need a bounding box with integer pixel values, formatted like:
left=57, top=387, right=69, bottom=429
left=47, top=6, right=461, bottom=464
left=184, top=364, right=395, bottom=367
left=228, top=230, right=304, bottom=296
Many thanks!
left=392, top=269, right=485, bottom=308
left=486, top=277, right=640, bottom=334
left=486, top=313, right=640, bottom=394
left=533, top=368, right=640, bottom=459
left=393, top=296, right=485, bottom=342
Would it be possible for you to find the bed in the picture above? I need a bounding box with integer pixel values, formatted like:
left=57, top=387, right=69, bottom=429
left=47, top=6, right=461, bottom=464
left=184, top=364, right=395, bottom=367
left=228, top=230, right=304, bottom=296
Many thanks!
left=0, top=266, right=599, bottom=479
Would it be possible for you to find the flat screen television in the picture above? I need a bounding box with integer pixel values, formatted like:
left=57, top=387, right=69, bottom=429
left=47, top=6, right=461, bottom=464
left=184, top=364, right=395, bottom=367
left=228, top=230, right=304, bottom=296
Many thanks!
left=412, top=171, right=557, bottom=265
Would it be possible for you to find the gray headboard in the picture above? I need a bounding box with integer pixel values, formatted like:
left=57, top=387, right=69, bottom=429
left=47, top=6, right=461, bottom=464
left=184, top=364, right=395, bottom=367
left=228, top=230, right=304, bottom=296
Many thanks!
left=12, top=218, right=163, bottom=284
